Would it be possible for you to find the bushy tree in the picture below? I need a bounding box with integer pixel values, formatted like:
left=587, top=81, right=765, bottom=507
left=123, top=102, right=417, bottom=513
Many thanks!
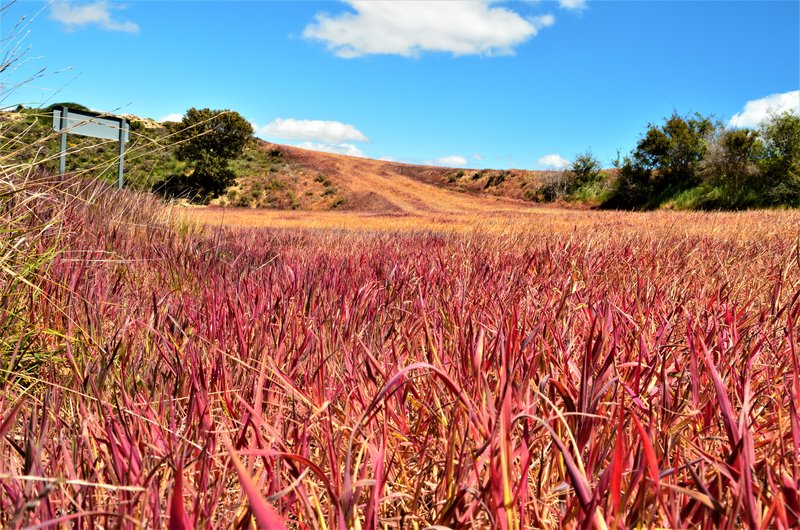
left=569, top=150, right=603, bottom=187
left=701, top=127, right=762, bottom=207
left=603, top=155, right=652, bottom=209
left=164, top=108, right=253, bottom=201
left=633, top=112, right=715, bottom=189
left=759, top=111, right=800, bottom=204
left=533, top=151, right=605, bottom=202
left=604, top=112, right=716, bottom=209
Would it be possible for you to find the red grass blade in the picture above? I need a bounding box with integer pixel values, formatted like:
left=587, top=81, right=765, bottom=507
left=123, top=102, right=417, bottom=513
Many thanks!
left=168, top=460, right=192, bottom=530
left=225, top=439, right=287, bottom=530
left=630, top=413, right=659, bottom=490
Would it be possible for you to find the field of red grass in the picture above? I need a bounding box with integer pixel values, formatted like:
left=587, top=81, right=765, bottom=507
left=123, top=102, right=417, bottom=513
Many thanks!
left=2, top=173, right=800, bottom=528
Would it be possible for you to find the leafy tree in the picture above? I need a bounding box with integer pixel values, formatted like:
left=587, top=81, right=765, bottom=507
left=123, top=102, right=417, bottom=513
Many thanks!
left=166, top=108, right=253, bottom=201
left=701, top=127, right=762, bottom=207
left=604, top=112, right=716, bottom=209
left=759, top=111, right=800, bottom=204
left=632, top=112, right=715, bottom=189
left=533, top=151, right=605, bottom=203
left=603, top=155, right=652, bottom=209
left=569, top=150, right=603, bottom=187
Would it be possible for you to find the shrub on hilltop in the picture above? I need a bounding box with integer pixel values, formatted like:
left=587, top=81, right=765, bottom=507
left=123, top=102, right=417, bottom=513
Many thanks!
left=158, top=108, right=253, bottom=203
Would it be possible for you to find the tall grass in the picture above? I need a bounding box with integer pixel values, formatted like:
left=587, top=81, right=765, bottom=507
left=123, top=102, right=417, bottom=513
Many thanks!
left=1, top=158, right=799, bottom=527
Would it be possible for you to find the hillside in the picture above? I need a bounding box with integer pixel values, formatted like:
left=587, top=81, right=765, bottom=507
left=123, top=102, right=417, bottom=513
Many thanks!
left=233, top=141, right=552, bottom=214
left=0, top=108, right=554, bottom=213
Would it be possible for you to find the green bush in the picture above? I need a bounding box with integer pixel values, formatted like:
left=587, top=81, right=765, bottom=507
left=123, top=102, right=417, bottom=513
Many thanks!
left=760, top=112, right=800, bottom=205
left=160, top=108, right=253, bottom=202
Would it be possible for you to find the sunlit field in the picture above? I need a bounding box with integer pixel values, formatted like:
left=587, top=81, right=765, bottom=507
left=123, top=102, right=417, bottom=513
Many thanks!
left=2, top=173, right=800, bottom=528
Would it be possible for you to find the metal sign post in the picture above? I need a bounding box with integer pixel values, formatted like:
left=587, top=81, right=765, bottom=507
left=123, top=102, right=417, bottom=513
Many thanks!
left=52, top=106, right=130, bottom=189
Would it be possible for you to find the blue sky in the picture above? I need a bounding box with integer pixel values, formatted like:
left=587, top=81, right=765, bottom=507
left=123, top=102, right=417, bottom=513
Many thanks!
left=2, top=1, right=799, bottom=169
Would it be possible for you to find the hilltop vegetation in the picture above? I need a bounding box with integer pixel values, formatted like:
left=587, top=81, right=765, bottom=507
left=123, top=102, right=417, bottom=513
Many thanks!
left=594, top=112, right=798, bottom=210
left=2, top=105, right=799, bottom=212
left=0, top=106, right=350, bottom=210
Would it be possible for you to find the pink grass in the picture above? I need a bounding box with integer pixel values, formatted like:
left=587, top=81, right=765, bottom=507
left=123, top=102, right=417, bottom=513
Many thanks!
left=1, top=173, right=800, bottom=527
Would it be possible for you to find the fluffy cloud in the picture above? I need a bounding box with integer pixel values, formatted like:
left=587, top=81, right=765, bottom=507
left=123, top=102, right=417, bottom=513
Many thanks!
left=559, top=0, right=586, bottom=10
left=303, top=1, right=554, bottom=58
left=296, top=142, right=365, bottom=158
left=157, top=113, right=183, bottom=123
left=427, top=155, right=468, bottom=167
left=729, top=90, right=800, bottom=128
left=537, top=154, right=569, bottom=169
left=258, top=118, right=369, bottom=144
left=50, top=1, right=139, bottom=34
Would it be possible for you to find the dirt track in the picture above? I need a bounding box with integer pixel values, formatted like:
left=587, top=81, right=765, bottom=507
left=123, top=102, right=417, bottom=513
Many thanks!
left=273, top=144, right=534, bottom=215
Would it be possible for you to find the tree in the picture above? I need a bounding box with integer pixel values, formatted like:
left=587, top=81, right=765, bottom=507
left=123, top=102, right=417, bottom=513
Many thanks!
left=701, top=127, right=762, bottom=207
left=569, top=150, right=603, bottom=188
left=603, top=155, right=652, bottom=209
left=168, top=108, right=253, bottom=201
left=603, top=112, right=716, bottom=209
left=532, top=151, right=605, bottom=203
left=759, top=111, right=800, bottom=204
left=632, top=112, right=715, bottom=190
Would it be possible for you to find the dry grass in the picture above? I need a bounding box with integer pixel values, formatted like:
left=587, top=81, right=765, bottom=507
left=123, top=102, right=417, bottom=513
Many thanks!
left=185, top=201, right=800, bottom=240
left=2, top=168, right=800, bottom=528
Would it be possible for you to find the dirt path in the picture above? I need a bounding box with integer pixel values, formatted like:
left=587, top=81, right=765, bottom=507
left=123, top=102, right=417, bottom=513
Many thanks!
left=276, top=144, right=530, bottom=215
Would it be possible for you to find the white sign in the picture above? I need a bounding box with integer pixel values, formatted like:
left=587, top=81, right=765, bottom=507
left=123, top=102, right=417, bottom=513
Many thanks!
left=52, top=108, right=130, bottom=142
left=52, top=106, right=130, bottom=189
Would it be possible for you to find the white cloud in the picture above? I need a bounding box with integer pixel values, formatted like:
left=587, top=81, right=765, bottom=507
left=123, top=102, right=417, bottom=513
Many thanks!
left=50, top=1, right=139, bottom=34
left=296, top=142, right=366, bottom=158
left=470, top=153, right=484, bottom=161
left=303, top=1, right=554, bottom=58
left=426, top=155, right=468, bottom=167
left=559, top=0, right=586, bottom=11
left=258, top=118, right=369, bottom=144
left=157, top=113, right=183, bottom=123
left=729, top=90, right=800, bottom=128
left=537, top=154, right=569, bottom=169
left=379, top=156, right=396, bottom=162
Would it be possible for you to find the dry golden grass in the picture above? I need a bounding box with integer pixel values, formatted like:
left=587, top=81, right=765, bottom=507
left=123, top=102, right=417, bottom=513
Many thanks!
left=183, top=201, right=800, bottom=242
left=186, top=144, right=800, bottom=240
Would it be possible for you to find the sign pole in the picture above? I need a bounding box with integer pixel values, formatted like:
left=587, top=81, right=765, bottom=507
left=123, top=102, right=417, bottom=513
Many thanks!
left=52, top=106, right=129, bottom=187
left=59, top=105, right=68, bottom=175
left=118, top=117, right=126, bottom=189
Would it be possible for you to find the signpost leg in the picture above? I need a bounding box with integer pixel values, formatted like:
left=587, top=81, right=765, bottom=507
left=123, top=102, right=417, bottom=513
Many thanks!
left=118, top=118, right=126, bottom=190
left=59, top=106, right=68, bottom=175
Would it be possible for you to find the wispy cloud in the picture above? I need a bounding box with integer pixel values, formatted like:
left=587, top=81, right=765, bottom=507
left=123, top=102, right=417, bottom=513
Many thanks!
left=728, top=90, right=800, bottom=128
left=304, top=1, right=554, bottom=58
left=426, top=155, right=468, bottom=167
left=296, top=142, right=365, bottom=158
left=257, top=118, right=369, bottom=144
left=157, top=113, right=183, bottom=123
left=50, top=1, right=139, bottom=34
left=537, top=153, right=569, bottom=169
left=559, top=0, right=587, bottom=11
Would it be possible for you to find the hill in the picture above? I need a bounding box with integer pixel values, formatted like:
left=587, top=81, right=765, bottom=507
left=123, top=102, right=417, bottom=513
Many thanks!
left=0, top=108, right=555, bottom=213
left=229, top=141, right=552, bottom=214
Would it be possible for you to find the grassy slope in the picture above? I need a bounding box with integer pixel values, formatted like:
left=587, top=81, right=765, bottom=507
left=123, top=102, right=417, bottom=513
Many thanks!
left=1, top=108, right=555, bottom=213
